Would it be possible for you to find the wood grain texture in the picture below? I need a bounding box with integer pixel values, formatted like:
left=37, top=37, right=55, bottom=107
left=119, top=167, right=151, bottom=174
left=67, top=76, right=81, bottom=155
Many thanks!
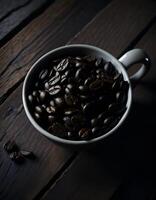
left=0, top=0, right=54, bottom=45
left=0, top=0, right=110, bottom=104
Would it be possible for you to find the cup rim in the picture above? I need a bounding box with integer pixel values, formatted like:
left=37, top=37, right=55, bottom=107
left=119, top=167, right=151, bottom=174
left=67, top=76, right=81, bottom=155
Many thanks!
left=22, top=44, right=132, bottom=145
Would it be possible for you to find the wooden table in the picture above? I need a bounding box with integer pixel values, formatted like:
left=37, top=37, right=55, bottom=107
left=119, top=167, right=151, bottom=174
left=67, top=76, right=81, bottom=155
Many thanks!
left=0, top=0, right=156, bottom=199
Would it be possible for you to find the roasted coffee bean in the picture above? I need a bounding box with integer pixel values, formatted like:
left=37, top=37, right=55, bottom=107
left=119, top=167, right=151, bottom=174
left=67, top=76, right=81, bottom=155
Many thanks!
left=49, top=72, right=60, bottom=86
left=50, top=100, right=55, bottom=107
left=75, top=56, right=82, bottom=61
left=116, top=91, right=124, bottom=103
left=39, top=69, right=48, bottom=80
left=35, top=106, right=43, bottom=113
left=75, top=68, right=87, bottom=81
left=54, top=97, right=64, bottom=107
left=44, top=82, right=49, bottom=90
left=39, top=91, right=47, bottom=102
left=65, top=84, right=74, bottom=94
left=112, top=79, right=121, bottom=91
left=65, top=94, right=78, bottom=106
left=108, top=103, right=119, bottom=113
left=56, top=58, right=69, bottom=72
left=75, top=61, right=82, bottom=68
left=28, top=95, right=33, bottom=103
left=10, top=151, right=24, bottom=162
left=49, top=85, right=61, bottom=96
left=34, top=112, right=40, bottom=119
left=89, top=79, right=103, bottom=91
left=49, top=122, right=66, bottom=137
left=104, top=62, right=116, bottom=75
left=78, top=128, right=91, bottom=139
left=84, top=76, right=95, bottom=86
left=48, top=115, right=55, bottom=123
left=46, top=106, right=56, bottom=114
left=79, top=95, right=90, bottom=101
left=3, top=140, right=18, bottom=153
left=91, top=118, right=98, bottom=127
left=32, top=90, right=38, bottom=97
left=92, top=127, right=101, bottom=135
left=95, top=58, right=103, bottom=67
left=20, top=150, right=35, bottom=159
left=64, top=108, right=79, bottom=115
left=83, top=101, right=96, bottom=116
left=114, top=73, right=123, bottom=81
left=120, top=80, right=129, bottom=92
left=78, top=85, right=88, bottom=93
left=104, top=117, right=113, bottom=126
left=61, top=77, right=67, bottom=84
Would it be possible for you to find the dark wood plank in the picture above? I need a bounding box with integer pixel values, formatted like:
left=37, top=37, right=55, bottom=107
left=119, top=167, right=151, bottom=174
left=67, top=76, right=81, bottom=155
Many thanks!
left=40, top=0, right=156, bottom=199
left=0, top=0, right=110, bottom=104
left=0, top=0, right=54, bottom=46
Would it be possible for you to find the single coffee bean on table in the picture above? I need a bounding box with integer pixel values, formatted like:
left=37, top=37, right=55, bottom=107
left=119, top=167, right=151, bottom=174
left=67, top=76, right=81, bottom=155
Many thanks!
left=27, top=55, right=129, bottom=140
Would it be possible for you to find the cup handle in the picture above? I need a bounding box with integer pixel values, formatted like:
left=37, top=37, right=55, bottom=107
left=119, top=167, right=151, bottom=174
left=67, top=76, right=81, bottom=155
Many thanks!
left=119, top=49, right=151, bottom=87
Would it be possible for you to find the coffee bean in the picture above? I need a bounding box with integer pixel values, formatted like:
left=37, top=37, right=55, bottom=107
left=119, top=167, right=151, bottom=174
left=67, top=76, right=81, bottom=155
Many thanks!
left=104, top=62, right=116, bottom=75
left=39, top=91, right=47, bottom=102
left=108, top=103, right=119, bottom=113
left=65, top=84, right=74, bottom=94
left=49, top=72, right=60, bottom=86
left=78, top=128, right=91, bottom=139
left=120, top=81, right=129, bottom=92
left=54, top=97, right=64, bottom=107
left=32, top=90, right=38, bottom=97
left=50, top=100, right=55, bottom=107
left=20, top=150, right=34, bottom=159
left=10, top=151, right=24, bottom=163
left=89, top=79, right=103, bottom=91
left=83, top=101, right=96, bottom=116
left=28, top=95, right=33, bottom=103
left=49, top=85, right=61, bottom=96
left=46, top=106, right=56, bottom=114
left=56, top=58, right=69, bottom=72
left=95, top=58, right=103, bottom=67
left=91, top=118, right=98, bottom=127
left=104, top=117, right=113, bottom=126
left=49, top=122, right=66, bottom=137
left=65, top=94, right=78, bottom=106
left=3, top=140, right=18, bottom=153
left=75, top=61, right=82, bottom=68
left=75, top=56, right=82, bottom=61
left=35, top=106, right=43, bottom=113
left=39, top=69, right=48, bottom=80
left=64, top=108, right=79, bottom=115
left=78, top=85, right=88, bottom=93
left=48, top=115, right=55, bottom=123
left=45, top=82, right=49, bottom=90
left=75, top=68, right=86, bottom=81
left=34, top=112, right=40, bottom=119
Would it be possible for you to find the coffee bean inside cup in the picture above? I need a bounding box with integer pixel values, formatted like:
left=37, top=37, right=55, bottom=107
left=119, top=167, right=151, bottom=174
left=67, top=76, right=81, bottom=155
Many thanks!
left=27, top=56, right=129, bottom=140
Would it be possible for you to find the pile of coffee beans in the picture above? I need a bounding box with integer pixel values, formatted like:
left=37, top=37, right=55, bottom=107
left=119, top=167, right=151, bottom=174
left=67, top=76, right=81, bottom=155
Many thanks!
left=27, top=56, right=129, bottom=140
left=3, top=140, right=34, bottom=163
